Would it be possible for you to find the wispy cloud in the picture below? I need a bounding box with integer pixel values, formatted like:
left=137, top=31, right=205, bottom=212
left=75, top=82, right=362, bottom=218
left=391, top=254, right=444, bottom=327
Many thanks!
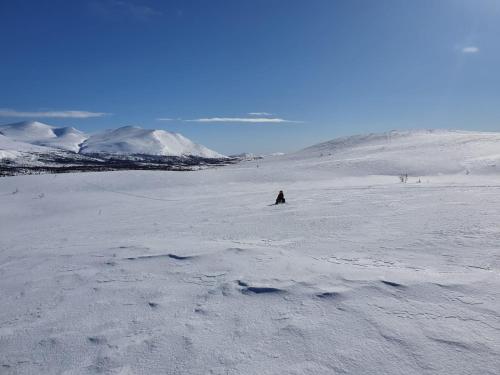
left=186, top=117, right=299, bottom=124
left=248, top=112, right=273, bottom=116
left=461, top=46, right=479, bottom=54
left=155, top=113, right=301, bottom=124
left=0, top=109, right=109, bottom=119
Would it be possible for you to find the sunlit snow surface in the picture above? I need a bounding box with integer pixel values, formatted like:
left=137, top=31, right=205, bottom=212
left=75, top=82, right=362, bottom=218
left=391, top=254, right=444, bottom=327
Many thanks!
left=1, top=136, right=500, bottom=374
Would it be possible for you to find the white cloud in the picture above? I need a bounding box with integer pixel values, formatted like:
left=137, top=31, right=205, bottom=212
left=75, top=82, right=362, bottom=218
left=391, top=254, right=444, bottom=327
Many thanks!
left=462, top=46, right=479, bottom=54
left=156, top=118, right=174, bottom=121
left=186, top=117, right=299, bottom=124
left=248, top=112, right=273, bottom=116
left=0, top=109, right=109, bottom=118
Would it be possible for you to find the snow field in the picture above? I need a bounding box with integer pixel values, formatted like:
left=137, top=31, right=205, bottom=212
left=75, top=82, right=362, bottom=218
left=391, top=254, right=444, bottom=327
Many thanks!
left=1, top=163, right=499, bottom=374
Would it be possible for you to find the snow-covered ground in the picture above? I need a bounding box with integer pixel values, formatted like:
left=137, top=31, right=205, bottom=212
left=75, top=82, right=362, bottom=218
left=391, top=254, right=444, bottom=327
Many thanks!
left=1, top=130, right=500, bottom=374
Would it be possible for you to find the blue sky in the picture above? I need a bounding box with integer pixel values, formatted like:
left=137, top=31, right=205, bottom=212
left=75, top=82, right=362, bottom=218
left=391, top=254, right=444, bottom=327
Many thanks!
left=1, top=0, right=499, bottom=154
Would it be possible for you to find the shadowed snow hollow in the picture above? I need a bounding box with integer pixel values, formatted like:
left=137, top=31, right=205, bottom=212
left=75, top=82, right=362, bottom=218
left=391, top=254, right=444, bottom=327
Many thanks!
left=0, top=121, right=87, bottom=152
left=288, top=129, right=500, bottom=176
left=80, top=126, right=225, bottom=158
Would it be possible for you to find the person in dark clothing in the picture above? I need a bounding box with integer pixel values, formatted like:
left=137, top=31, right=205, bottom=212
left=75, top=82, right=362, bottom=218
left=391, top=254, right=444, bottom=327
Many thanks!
left=275, top=190, right=286, bottom=204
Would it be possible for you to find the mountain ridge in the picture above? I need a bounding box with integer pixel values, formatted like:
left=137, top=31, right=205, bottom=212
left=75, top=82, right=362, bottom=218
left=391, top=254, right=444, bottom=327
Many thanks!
left=0, top=121, right=224, bottom=158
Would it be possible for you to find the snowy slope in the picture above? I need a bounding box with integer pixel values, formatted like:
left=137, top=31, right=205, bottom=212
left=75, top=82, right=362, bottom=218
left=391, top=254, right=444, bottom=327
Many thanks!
left=0, top=133, right=54, bottom=160
left=37, top=126, right=88, bottom=152
left=288, top=129, right=500, bottom=176
left=0, top=121, right=56, bottom=141
left=80, top=126, right=225, bottom=158
left=0, top=121, right=87, bottom=152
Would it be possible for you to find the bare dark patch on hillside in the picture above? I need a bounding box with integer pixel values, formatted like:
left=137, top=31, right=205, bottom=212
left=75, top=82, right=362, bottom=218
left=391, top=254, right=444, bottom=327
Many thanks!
left=0, top=151, right=237, bottom=176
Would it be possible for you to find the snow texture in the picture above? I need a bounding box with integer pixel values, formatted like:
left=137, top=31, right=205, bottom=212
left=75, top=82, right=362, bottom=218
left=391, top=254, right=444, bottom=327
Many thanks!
left=1, top=130, right=499, bottom=374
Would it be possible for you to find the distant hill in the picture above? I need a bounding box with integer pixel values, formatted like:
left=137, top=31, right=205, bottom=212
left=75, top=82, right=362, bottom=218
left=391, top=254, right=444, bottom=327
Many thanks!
left=286, top=129, right=500, bottom=176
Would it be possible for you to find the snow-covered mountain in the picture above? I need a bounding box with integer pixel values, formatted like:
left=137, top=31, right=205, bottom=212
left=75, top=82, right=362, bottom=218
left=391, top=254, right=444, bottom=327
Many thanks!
left=286, top=129, right=500, bottom=176
left=0, top=121, right=87, bottom=152
left=80, top=126, right=225, bottom=158
left=0, top=121, right=224, bottom=159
